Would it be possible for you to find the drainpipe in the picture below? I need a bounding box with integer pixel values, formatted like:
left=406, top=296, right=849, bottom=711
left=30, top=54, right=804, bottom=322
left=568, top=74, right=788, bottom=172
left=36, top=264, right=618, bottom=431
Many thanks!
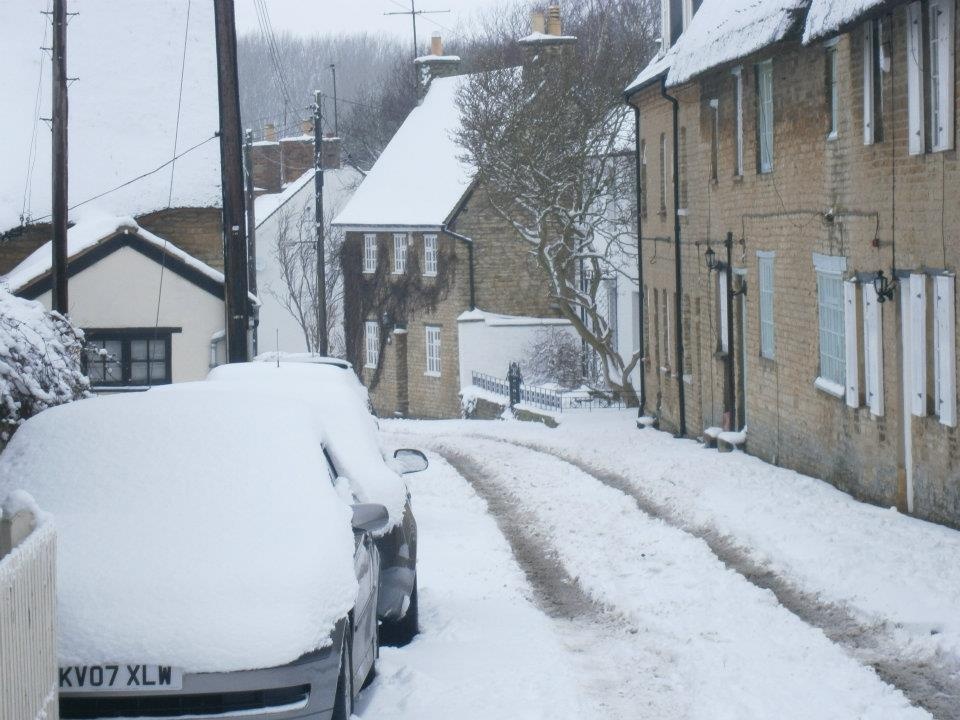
left=441, top=225, right=476, bottom=310
left=627, top=100, right=647, bottom=416
left=660, top=77, right=686, bottom=437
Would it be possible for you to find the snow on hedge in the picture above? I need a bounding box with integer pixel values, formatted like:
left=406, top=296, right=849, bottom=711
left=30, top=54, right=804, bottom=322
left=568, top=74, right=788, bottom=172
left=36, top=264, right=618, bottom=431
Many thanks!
left=0, top=383, right=358, bottom=673
left=0, top=287, right=87, bottom=440
left=804, top=0, right=885, bottom=43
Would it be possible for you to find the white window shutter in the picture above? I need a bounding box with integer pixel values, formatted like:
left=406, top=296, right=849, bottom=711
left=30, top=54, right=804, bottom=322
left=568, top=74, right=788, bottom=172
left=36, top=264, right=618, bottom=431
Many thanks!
left=907, top=2, right=925, bottom=155
left=863, top=22, right=875, bottom=145
left=935, top=275, right=957, bottom=426
left=910, top=274, right=928, bottom=416
left=719, top=273, right=729, bottom=353
left=935, top=1, right=955, bottom=151
left=862, top=282, right=885, bottom=416
left=844, top=280, right=860, bottom=407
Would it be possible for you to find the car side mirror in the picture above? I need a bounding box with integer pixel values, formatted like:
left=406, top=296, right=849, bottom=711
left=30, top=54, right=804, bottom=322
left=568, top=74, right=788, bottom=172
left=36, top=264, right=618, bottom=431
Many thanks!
left=393, top=448, right=429, bottom=474
left=352, top=503, right=390, bottom=534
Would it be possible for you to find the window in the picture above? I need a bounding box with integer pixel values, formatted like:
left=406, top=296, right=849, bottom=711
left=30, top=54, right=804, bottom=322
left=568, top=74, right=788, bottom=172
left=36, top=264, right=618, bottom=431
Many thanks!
left=906, top=1, right=954, bottom=154
left=814, top=253, right=847, bottom=393
left=934, top=274, right=956, bottom=426
left=364, top=321, right=380, bottom=368
left=659, top=133, right=667, bottom=214
left=393, top=233, right=407, bottom=274
left=756, top=60, right=774, bottom=173
left=758, top=252, right=775, bottom=359
left=826, top=41, right=839, bottom=138
left=709, top=99, right=719, bottom=181
left=862, top=282, right=885, bottom=416
left=732, top=67, right=744, bottom=176
left=863, top=18, right=885, bottom=145
left=425, top=325, right=442, bottom=376
left=423, top=234, right=438, bottom=276
left=83, top=331, right=172, bottom=388
left=640, top=140, right=648, bottom=218
left=363, top=234, right=377, bottom=274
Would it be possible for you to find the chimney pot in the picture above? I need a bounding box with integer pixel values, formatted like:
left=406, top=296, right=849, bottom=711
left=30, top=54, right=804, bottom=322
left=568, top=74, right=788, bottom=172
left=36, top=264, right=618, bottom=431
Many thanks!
left=300, top=119, right=313, bottom=135
left=264, top=123, right=278, bottom=142
left=547, top=5, right=562, bottom=36
left=531, top=10, right=546, bottom=34
left=431, top=31, right=443, bottom=56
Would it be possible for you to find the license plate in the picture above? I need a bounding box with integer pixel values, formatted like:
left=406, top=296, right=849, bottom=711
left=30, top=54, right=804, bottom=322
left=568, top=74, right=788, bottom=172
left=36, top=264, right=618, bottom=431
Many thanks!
left=59, top=664, right=183, bottom=693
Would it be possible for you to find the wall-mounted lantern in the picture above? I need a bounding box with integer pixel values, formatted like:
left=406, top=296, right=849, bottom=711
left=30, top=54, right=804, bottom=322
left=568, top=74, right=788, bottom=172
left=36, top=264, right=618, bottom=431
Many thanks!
left=873, top=270, right=897, bottom=303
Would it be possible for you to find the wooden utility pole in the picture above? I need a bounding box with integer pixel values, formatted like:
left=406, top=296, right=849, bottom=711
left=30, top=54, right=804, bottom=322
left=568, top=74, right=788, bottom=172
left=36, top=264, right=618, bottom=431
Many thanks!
left=213, top=0, right=251, bottom=363
left=51, top=0, right=69, bottom=315
left=314, top=91, right=328, bottom=356
left=243, top=129, right=258, bottom=355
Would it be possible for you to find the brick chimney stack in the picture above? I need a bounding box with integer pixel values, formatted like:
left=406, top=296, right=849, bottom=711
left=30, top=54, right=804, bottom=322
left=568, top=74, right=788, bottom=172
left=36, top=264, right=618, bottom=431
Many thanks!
left=519, top=3, right=577, bottom=65
left=251, top=125, right=281, bottom=194
left=321, top=135, right=342, bottom=170
left=415, top=32, right=462, bottom=101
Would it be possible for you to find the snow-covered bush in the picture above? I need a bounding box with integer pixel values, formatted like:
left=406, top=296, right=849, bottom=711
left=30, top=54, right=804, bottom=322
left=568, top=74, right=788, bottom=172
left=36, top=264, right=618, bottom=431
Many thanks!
left=0, top=288, right=88, bottom=442
left=522, top=327, right=583, bottom=390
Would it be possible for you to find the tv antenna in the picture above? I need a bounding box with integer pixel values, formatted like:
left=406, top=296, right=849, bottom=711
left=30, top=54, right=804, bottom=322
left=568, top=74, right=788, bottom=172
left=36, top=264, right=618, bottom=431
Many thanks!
left=384, top=1, right=451, bottom=89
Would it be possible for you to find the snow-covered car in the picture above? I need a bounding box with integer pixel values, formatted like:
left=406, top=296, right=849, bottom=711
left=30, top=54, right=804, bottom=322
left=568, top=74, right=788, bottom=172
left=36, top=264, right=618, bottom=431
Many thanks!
left=0, top=383, right=385, bottom=720
left=208, top=358, right=426, bottom=644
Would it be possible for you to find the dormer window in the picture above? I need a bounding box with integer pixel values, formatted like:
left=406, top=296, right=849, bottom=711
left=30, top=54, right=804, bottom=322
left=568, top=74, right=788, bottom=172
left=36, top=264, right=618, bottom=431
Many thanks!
left=662, top=0, right=700, bottom=49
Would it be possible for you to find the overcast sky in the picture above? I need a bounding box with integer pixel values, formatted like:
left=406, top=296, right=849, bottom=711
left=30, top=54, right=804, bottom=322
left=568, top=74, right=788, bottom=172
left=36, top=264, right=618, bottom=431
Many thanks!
left=234, top=0, right=506, bottom=41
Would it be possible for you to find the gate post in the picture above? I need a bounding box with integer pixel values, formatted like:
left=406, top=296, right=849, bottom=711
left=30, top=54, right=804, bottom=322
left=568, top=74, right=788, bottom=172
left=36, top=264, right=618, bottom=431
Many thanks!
left=507, top=362, right=523, bottom=408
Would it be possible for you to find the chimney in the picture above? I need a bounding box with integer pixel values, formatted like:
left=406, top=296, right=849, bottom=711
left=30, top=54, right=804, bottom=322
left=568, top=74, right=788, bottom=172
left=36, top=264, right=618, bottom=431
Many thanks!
left=321, top=134, right=342, bottom=170
left=531, top=10, right=546, bottom=35
left=546, top=5, right=562, bottom=35
left=263, top=123, right=278, bottom=142
left=414, top=32, right=462, bottom=101
left=300, top=119, right=314, bottom=136
left=251, top=135, right=281, bottom=194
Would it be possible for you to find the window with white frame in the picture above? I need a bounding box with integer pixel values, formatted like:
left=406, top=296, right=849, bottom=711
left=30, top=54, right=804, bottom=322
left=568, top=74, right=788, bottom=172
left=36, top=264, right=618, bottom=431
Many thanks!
left=640, top=140, right=648, bottom=218
left=863, top=18, right=886, bottom=145
left=758, top=252, right=775, bottom=359
left=363, top=234, right=377, bottom=274
left=425, top=325, right=442, bottom=376
left=862, top=282, right=885, bottom=416
left=423, top=234, right=438, bottom=276
left=826, top=40, right=839, bottom=138
left=364, top=321, right=380, bottom=368
left=756, top=60, right=774, bottom=173
left=814, top=253, right=847, bottom=393
left=732, top=67, right=744, bottom=176
left=934, top=274, right=957, bottom=426
left=393, top=233, right=408, bottom=274
left=907, top=0, right=956, bottom=154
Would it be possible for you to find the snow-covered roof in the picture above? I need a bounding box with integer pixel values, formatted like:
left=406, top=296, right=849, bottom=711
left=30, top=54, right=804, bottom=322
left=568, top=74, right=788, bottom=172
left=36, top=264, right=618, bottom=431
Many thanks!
left=332, top=75, right=474, bottom=230
left=2, top=215, right=226, bottom=294
left=518, top=31, right=579, bottom=44
left=415, top=54, right=462, bottom=64
left=0, top=382, right=358, bottom=673
left=626, top=0, right=808, bottom=93
left=803, top=0, right=885, bottom=43
left=1, top=1, right=221, bottom=232
left=255, top=167, right=364, bottom=230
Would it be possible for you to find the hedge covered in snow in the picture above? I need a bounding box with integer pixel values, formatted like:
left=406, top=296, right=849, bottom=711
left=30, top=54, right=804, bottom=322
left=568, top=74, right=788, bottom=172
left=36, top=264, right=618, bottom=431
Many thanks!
left=0, top=287, right=88, bottom=441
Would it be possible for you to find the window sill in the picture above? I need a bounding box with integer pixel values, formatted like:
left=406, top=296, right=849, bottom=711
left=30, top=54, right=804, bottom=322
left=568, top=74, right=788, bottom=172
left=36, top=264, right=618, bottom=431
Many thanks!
left=423, top=272, right=438, bottom=278
left=391, top=271, right=406, bottom=276
left=363, top=269, right=376, bottom=275
left=814, top=376, right=845, bottom=399
left=364, top=363, right=378, bottom=370
left=827, top=132, right=838, bottom=142
left=424, top=371, right=441, bottom=378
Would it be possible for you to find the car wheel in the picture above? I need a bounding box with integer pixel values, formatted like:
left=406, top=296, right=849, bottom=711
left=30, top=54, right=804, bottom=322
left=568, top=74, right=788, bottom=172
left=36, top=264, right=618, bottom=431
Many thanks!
left=382, top=577, right=419, bottom=647
left=331, top=633, right=353, bottom=720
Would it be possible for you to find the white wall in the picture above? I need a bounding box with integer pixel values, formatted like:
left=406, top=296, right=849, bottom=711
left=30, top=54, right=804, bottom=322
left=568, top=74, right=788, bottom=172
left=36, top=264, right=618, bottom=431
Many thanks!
left=458, top=311, right=579, bottom=389
left=34, top=246, right=226, bottom=383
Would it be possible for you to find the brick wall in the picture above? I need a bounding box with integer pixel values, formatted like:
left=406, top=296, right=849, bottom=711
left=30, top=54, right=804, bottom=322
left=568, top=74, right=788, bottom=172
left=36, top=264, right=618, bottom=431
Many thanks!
left=136, top=207, right=223, bottom=271
left=631, top=3, right=960, bottom=526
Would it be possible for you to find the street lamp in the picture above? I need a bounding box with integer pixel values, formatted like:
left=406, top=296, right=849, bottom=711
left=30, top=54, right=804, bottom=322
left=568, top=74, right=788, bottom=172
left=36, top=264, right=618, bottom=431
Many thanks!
left=704, top=243, right=718, bottom=271
left=873, top=269, right=897, bottom=303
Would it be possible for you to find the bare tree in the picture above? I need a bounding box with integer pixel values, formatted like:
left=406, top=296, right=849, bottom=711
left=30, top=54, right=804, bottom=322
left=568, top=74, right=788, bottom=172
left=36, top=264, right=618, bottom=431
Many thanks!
left=456, top=0, right=657, bottom=404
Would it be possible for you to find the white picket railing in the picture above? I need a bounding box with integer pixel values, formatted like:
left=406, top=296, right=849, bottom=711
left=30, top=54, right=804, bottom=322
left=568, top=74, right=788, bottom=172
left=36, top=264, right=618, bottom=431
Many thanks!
left=0, top=498, right=58, bottom=720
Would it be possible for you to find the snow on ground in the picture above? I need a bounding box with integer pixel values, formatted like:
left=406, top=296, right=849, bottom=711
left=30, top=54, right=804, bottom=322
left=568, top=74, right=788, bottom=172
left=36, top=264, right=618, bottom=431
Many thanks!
left=354, top=453, right=592, bottom=720
left=387, top=412, right=960, bottom=661
left=384, top=431, right=927, bottom=719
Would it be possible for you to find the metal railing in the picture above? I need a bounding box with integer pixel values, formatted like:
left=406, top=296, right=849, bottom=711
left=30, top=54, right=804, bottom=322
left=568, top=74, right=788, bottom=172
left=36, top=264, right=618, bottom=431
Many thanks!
left=1, top=496, right=59, bottom=720
left=471, top=371, right=625, bottom=413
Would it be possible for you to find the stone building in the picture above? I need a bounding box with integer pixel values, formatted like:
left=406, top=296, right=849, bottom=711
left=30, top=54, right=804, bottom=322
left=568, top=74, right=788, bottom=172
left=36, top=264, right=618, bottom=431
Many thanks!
left=627, top=0, right=960, bottom=526
left=333, top=32, right=567, bottom=419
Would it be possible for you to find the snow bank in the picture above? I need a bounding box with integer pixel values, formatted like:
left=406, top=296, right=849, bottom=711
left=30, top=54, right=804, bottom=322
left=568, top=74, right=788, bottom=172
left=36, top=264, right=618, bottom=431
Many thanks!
left=0, top=383, right=358, bottom=673
left=207, top=362, right=409, bottom=530
left=1, top=1, right=221, bottom=231
left=804, top=0, right=886, bottom=43
left=332, top=75, right=474, bottom=229
left=0, top=287, right=87, bottom=440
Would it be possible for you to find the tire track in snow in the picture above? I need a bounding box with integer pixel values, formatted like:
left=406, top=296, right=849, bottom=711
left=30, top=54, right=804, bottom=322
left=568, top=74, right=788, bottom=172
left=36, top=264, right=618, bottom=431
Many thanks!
left=476, top=433, right=960, bottom=720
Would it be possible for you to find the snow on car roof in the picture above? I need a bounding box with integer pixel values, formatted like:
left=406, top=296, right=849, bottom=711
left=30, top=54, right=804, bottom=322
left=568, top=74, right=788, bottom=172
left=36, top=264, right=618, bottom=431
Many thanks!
left=0, top=383, right=358, bottom=674
left=1, top=1, right=221, bottom=231
left=332, top=75, right=474, bottom=230
left=207, top=362, right=410, bottom=530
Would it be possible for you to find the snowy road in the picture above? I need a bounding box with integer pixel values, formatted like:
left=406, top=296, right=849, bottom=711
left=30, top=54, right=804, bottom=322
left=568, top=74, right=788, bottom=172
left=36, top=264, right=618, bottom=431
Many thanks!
left=357, top=417, right=960, bottom=718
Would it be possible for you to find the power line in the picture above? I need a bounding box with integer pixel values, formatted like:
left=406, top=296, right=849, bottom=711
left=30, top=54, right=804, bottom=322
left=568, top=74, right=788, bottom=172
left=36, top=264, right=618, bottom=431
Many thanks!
left=20, top=2, right=52, bottom=225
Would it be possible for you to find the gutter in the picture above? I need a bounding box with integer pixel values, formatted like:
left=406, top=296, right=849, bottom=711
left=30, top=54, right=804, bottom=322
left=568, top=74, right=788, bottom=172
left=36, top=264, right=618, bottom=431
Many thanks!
left=624, top=94, right=648, bottom=416
left=660, top=76, right=687, bottom=438
left=441, top=225, right=476, bottom=311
